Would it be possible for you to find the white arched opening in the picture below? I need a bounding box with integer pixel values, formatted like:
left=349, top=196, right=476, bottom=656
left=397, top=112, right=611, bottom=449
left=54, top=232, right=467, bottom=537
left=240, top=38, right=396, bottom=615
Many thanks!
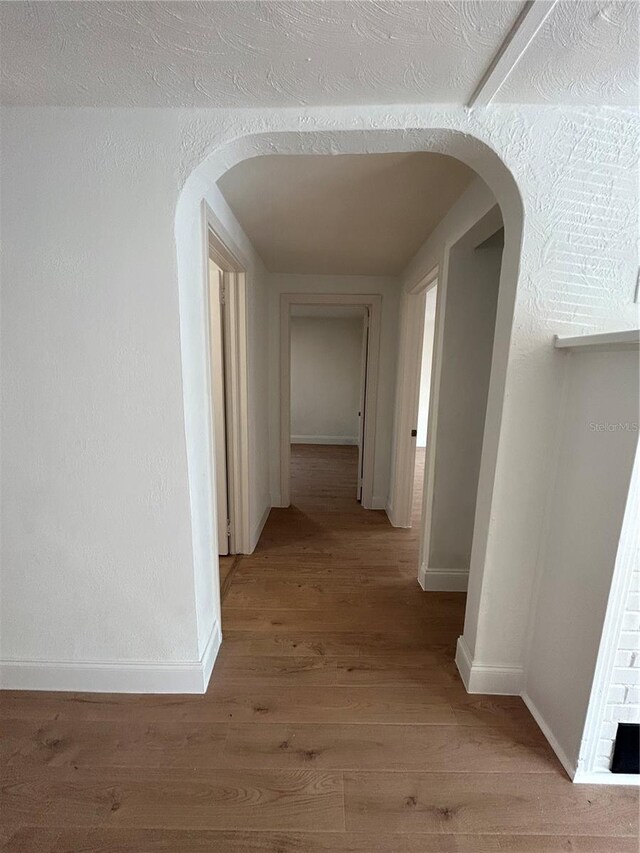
left=175, top=126, right=524, bottom=684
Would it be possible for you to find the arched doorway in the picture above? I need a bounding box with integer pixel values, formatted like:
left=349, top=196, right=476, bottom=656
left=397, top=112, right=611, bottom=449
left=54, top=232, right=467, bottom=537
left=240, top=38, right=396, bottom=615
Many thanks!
left=175, top=127, right=524, bottom=689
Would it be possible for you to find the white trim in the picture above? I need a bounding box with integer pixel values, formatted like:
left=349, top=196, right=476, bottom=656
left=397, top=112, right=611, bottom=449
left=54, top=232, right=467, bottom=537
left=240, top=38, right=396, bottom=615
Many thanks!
left=455, top=636, right=523, bottom=695
left=573, top=770, right=640, bottom=787
left=521, top=691, right=576, bottom=781
left=554, top=329, right=640, bottom=352
left=280, top=293, right=382, bottom=510
left=250, top=502, right=271, bottom=553
left=200, top=620, right=223, bottom=693
left=370, top=495, right=387, bottom=511
left=420, top=207, right=504, bottom=583
left=204, top=204, right=253, bottom=555
left=291, top=435, right=358, bottom=445
left=419, top=566, right=469, bottom=592
left=468, top=1, right=558, bottom=107
left=387, top=266, right=438, bottom=530
left=385, top=498, right=394, bottom=523
left=0, top=622, right=222, bottom=695
left=455, top=635, right=473, bottom=689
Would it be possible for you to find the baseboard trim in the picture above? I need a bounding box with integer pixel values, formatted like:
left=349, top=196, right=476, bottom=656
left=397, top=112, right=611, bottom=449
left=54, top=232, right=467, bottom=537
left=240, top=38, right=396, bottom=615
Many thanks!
left=370, top=496, right=387, bottom=511
left=385, top=500, right=396, bottom=525
left=200, top=620, right=222, bottom=693
left=455, top=636, right=523, bottom=695
left=291, top=435, right=358, bottom=445
left=250, top=502, right=271, bottom=552
left=455, top=635, right=473, bottom=689
left=521, top=691, right=576, bottom=781
left=419, top=565, right=469, bottom=591
left=0, top=621, right=222, bottom=695
left=572, top=769, right=640, bottom=787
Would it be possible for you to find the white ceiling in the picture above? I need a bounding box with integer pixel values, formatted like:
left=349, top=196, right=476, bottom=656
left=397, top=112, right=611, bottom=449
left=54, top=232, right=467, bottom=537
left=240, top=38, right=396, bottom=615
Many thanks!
left=217, top=152, right=474, bottom=275
left=497, top=1, right=638, bottom=105
left=0, top=1, right=637, bottom=107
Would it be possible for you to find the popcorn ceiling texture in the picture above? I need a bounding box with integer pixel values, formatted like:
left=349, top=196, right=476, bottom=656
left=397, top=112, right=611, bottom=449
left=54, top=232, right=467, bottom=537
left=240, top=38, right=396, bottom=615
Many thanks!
left=1, top=104, right=638, bottom=691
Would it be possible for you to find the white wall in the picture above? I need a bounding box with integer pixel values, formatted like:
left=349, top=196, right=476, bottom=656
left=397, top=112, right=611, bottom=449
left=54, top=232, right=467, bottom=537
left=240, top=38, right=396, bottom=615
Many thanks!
left=390, top=178, right=500, bottom=529
left=0, top=109, right=271, bottom=690
left=175, top=176, right=271, bottom=660
left=268, top=274, right=400, bottom=508
left=416, top=286, right=437, bottom=446
left=523, top=346, right=639, bottom=777
left=291, top=316, right=363, bottom=444
left=1, top=105, right=637, bottom=695
left=429, top=223, right=503, bottom=571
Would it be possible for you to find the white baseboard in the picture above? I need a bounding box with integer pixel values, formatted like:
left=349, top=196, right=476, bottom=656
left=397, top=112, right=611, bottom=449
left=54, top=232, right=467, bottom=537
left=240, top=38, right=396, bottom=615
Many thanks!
left=385, top=499, right=396, bottom=525
left=291, top=435, right=358, bottom=445
left=419, top=565, right=469, bottom=591
left=455, top=636, right=523, bottom=695
left=573, top=769, right=640, bottom=786
left=200, top=620, right=222, bottom=693
left=521, top=691, right=576, bottom=781
left=250, top=502, right=271, bottom=552
left=370, top=496, right=387, bottom=510
left=0, top=621, right=222, bottom=695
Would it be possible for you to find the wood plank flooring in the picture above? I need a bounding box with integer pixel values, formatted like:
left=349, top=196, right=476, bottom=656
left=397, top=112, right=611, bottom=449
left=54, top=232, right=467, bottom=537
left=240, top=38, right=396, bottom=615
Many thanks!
left=1, top=444, right=637, bottom=851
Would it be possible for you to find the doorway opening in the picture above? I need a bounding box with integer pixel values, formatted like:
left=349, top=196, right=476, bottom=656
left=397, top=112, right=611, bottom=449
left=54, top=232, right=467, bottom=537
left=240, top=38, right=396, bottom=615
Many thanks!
left=289, top=304, right=368, bottom=507
left=204, top=205, right=252, bottom=585
left=389, top=206, right=505, bottom=593
left=423, top=215, right=504, bottom=590
left=280, top=293, right=382, bottom=510
left=412, top=280, right=438, bottom=540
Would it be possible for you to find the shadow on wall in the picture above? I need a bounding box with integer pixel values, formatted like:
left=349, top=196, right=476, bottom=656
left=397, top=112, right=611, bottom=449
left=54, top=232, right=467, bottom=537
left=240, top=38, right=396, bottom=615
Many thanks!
left=429, top=219, right=505, bottom=573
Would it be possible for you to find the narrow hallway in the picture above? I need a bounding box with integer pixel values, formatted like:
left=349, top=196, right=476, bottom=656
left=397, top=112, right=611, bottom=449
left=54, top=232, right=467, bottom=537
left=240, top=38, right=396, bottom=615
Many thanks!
left=2, top=446, right=636, bottom=848
left=210, top=444, right=638, bottom=844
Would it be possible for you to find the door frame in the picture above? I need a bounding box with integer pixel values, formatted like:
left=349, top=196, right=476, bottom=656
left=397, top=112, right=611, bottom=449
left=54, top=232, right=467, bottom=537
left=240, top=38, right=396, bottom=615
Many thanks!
left=356, top=307, right=370, bottom=502
left=390, top=205, right=504, bottom=588
left=280, top=292, right=382, bottom=509
left=388, top=265, right=439, bottom=531
left=203, top=201, right=251, bottom=555
left=207, top=259, right=231, bottom=555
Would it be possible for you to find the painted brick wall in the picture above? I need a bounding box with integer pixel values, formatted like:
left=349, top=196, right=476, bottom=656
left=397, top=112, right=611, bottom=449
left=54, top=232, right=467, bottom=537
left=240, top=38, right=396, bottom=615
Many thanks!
left=596, top=568, right=640, bottom=770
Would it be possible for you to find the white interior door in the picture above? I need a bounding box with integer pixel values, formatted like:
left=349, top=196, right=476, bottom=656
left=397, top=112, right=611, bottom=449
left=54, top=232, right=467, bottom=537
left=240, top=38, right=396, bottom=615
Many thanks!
left=208, top=259, right=230, bottom=556
left=356, top=309, right=370, bottom=501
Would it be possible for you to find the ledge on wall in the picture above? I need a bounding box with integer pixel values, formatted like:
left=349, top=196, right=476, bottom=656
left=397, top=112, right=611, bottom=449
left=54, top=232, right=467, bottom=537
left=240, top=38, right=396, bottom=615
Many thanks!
left=554, top=330, right=640, bottom=352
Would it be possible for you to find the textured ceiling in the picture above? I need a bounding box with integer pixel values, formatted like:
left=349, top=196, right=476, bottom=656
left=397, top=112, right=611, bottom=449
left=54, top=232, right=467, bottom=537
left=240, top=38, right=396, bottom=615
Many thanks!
left=217, top=152, right=474, bottom=275
left=1, top=1, right=520, bottom=107
left=2, top=1, right=635, bottom=108
left=494, top=1, right=639, bottom=106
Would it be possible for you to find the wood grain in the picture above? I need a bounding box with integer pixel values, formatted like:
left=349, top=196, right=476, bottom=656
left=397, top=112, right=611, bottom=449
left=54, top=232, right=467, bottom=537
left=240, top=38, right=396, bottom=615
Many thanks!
left=344, top=771, right=639, bottom=836
left=1, top=446, right=636, bottom=848
left=4, top=828, right=638, bottom=853
left=1, top=767, right=344, bottom=831
left=221, top=722, right=557, bottom=772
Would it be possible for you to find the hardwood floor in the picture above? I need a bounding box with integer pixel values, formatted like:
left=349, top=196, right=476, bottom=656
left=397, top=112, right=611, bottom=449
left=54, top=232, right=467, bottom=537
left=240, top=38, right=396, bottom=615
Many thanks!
left=1, top=444, right=637, bottom=851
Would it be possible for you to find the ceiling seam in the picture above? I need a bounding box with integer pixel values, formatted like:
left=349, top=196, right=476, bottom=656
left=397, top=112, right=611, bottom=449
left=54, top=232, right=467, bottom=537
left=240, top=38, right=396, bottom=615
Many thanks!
left=468, top=0, right=559, bottom=108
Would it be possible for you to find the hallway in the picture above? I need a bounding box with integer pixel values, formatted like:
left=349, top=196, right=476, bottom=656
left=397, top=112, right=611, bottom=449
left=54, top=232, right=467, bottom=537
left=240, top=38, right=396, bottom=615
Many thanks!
left=1, top=445, right=637, bottom=849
